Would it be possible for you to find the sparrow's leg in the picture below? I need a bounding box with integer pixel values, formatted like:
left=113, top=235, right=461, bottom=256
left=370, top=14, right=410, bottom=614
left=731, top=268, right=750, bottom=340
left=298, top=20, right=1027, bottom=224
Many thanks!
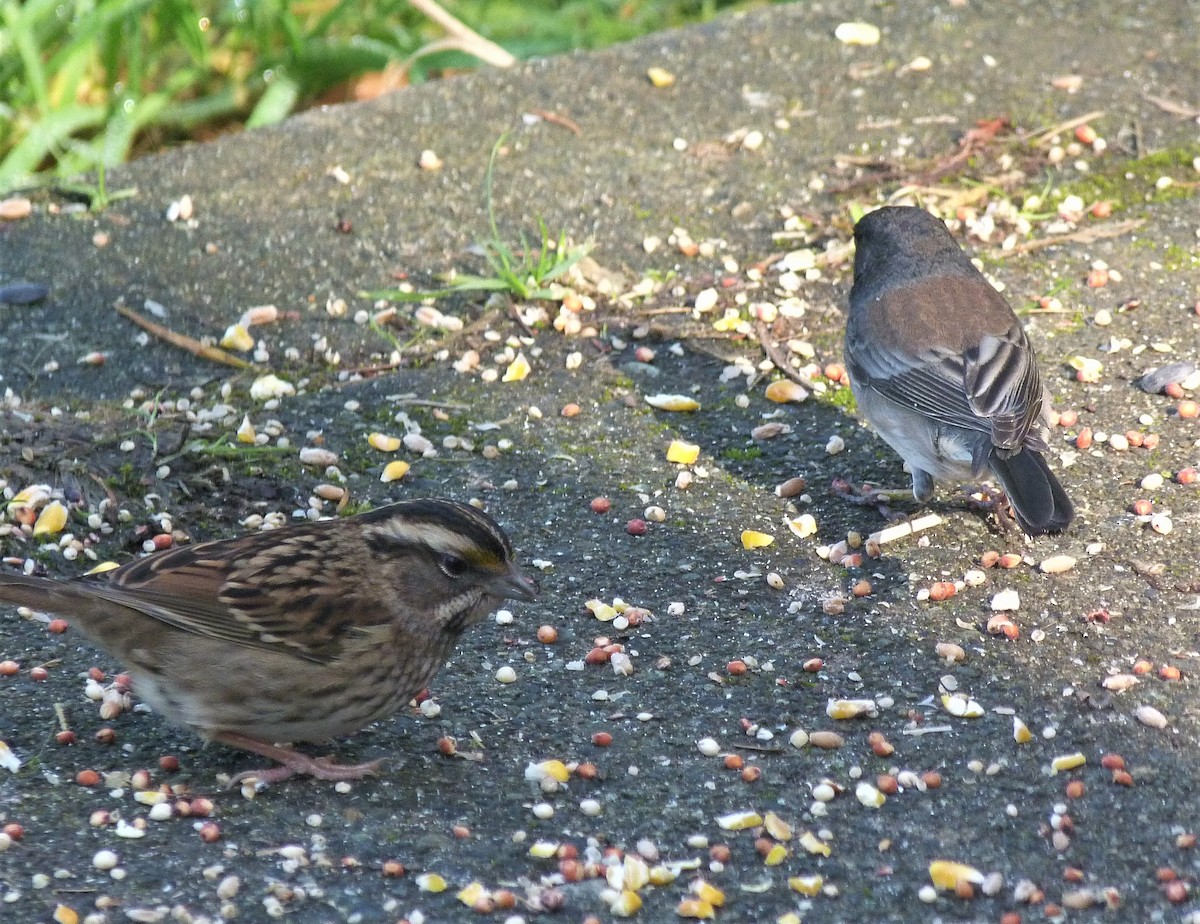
left=216, top=731, right=386, bottom=785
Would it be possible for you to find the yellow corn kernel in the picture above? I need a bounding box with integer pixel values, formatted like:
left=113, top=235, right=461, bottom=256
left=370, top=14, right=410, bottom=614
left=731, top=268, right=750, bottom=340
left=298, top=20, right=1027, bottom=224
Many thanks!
left=740, top=530, right=775, bottom=550
left=941, top=693, right=984, bottom=718
left=585, top=599, right=619, bottom=622
left=502, top=352, right=531, bottom=382
left=367, top=432, right=402, bottom=452
left=786, top=514, right=818, bottom=538
left=610, top=890, right=642, bottom=916
left=646, top=66, right=676, bottom=88
left=764, top=811, right=793, bottom=841
left=800, top=830, right=832, bottom=856
left=716, top=810, right=762, bottom=831
left=645, top=393, right=700, bottom=412
left=676, top=899, right=714, bottom=919
left=788, top=875, right=823, bottom=896
left=33, top=501, right=68, bottom=537
left=691, top=880, right=725, bottom=907
left=826, top=698, right=876, bottom=720
left=1051, top=752, right=1087, bottom=775
left=666, top=440, right=701, bottom=464
left=220, top=323, right=254, bottom=352
left=380, top=460, right=410, bottom=483
left=929, top=860, right=984, bottom=891
left=456, top=882, right=487, bottom=906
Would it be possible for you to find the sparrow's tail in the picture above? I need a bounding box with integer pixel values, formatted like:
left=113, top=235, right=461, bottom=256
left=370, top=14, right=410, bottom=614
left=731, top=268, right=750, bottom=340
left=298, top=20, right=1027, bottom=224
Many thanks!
left=989, top=449, right=1074, bottom=535
left=0, top=572, right=87, bottom=615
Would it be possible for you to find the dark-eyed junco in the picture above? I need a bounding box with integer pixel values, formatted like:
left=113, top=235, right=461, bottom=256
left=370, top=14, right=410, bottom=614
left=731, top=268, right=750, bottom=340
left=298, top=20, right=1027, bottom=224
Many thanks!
left=843, top=205, right=1073, bottom=535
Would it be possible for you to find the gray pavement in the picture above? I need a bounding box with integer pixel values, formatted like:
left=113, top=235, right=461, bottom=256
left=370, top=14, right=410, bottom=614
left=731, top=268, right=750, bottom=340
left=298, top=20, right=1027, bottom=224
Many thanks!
left=1, top=2, right=1199, bottom=922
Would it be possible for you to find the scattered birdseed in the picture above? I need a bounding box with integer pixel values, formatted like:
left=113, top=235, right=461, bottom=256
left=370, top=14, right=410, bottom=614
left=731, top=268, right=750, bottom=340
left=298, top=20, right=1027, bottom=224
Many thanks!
left=929, top=860, right=985, bottom=891
left=644, top=394, right=700, bottom=411
left=716, top=811, right=762, bottom=831
left=1039, top=555, right=1076, bottom=574
left=1136, top=705, right=1168, bottom=729
left=380, top=460, right=411, bottom=482
left=789, top=875, right=824, bottom=896
left=941, top=694, right=984, bottom=718
left=990, top=589, right=1020, bottom=611
left=368, top=432, right=402, bottom=452
left=666, top=440, right=701, bottom=464
left=299, top=447, right=338, bottom=467
left=92, top=850, right=119, bottom=871
left=834, top=21, right=881, bottom=45
left=249, top=374, right=295, bottom=400
left=502, top=353, right=531, bottom=382
left=609, top=890, right=642, bottom=916
left=808, top=731, right=844, bottom=749
left=0, top=196, right=33, bottom=220
left=32, top=501, right=67, bottom=537
left=1150, top=514, right=1173, bottom=535
left=740, top=530, right=774, bottom=550
left=495, top=666, right=517, bottom=684
left=827, top=699, right=877, bottom=720
left=868, top=513, right=943, bottom=545
left=765, top=380, right=809, bottom=403
left=646, top=66, right=676, bottom=88
left=1050, top=753, right=1086, bottom=774
left=786, top=514, right=818, bottom=538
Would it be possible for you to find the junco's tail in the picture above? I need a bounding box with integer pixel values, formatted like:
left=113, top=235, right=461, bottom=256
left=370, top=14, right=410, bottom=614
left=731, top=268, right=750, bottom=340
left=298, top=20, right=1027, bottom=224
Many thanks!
left=989, top=449, right=1074, bottom=535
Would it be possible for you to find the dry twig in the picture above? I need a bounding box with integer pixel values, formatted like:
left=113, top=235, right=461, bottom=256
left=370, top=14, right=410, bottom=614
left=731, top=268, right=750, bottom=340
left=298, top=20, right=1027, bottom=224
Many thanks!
left=994, top=218, right=1144, bottom=258
left=115, top=306, right=255, bottom=370
left=407, top=0, right=516, bottom=67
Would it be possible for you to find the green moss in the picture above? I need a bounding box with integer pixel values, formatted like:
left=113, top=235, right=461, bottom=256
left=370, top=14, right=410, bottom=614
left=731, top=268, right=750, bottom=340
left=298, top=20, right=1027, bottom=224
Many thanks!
left=1053, top=143, right=1200, bottom=212
left=721, top=446, right=763, bottom=462
left=107, top=462, right=143, bottom=495
left=821, top=384, right=858, bottom=414
left=1160, top=243, right=1200, bottom=272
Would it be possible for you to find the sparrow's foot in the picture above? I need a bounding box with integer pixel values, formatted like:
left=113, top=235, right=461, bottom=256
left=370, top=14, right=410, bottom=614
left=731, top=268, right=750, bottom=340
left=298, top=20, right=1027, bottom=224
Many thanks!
left=216, top=731, right=386, bottom=785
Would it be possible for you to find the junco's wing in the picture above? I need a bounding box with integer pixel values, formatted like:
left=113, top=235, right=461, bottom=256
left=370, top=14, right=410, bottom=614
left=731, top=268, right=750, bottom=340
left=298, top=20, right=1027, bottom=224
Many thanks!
left=847, top=270, right=1047, bottom=460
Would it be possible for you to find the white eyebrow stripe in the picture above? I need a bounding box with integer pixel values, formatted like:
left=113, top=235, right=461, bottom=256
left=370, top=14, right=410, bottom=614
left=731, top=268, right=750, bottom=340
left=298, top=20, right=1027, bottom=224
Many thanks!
left=374, top=520, right=482, bottom=557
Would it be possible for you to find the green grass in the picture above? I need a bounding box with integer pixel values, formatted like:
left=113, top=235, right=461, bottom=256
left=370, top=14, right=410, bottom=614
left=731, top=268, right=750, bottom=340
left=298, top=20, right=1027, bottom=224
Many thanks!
left=365, top=135, right=591, bottom=305
left=1, top=0, right=778, bottom=194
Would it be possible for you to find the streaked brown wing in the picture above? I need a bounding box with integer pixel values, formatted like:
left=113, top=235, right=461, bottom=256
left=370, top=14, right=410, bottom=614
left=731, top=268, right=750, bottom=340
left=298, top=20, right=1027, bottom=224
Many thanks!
left=77, top=524, right=388, bottom=664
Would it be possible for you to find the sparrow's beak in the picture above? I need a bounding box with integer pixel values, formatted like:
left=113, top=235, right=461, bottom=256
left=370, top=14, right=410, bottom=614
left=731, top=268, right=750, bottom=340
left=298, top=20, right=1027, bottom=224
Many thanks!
left=487, top=564, right=539, bottom=602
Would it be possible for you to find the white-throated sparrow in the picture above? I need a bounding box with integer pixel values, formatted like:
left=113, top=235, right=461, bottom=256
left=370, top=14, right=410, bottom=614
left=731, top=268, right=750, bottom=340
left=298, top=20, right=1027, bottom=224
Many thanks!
left=0, top=498, right=537, bottom=783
